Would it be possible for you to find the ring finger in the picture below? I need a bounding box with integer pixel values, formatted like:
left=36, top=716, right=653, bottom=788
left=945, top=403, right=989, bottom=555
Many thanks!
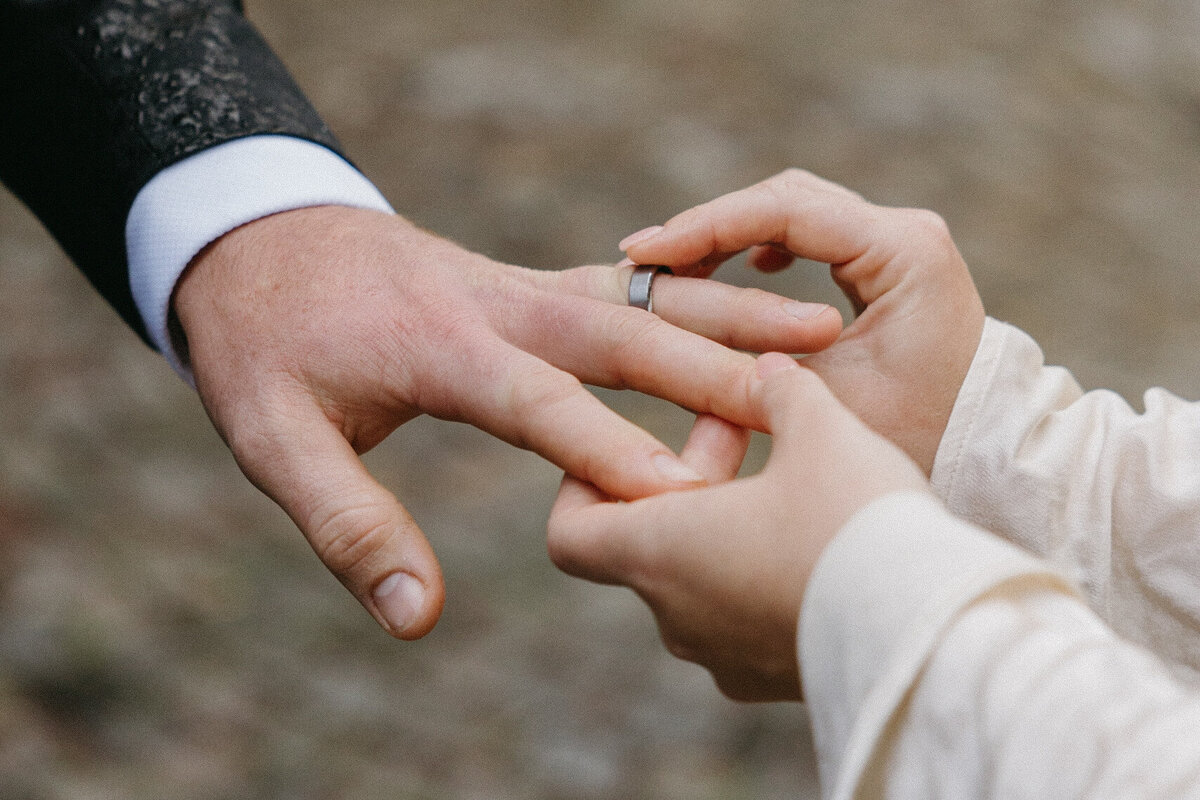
left=537, top=263, right=843, bottom=355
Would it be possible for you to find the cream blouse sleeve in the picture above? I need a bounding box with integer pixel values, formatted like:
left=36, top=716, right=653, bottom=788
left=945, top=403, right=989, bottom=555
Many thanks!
left=930, top=318, right=1200, bottom=672
left=800, top=491, right=1200, bottom=800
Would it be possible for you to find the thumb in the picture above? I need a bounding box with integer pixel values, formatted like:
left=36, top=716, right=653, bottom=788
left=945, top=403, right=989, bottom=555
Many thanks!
left=227, top=398, right=445, bottom=639
left=747, top=352, right=830, bottom=439
left=751, top=352, right=932, bottom=506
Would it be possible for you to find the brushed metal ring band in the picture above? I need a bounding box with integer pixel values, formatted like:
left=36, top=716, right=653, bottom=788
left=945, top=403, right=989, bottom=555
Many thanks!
left=628, top=265, right=669, bottom=314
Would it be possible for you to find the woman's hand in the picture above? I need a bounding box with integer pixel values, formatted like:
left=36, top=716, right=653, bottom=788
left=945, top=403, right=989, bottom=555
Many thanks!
left=546, top=354, right=929, bottom=701
left=620, top=168, right=986, bottom=474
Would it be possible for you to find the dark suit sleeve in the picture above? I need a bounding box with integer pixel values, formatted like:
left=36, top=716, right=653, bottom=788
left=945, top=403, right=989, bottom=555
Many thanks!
left=0, top=0, right=343, bottom=345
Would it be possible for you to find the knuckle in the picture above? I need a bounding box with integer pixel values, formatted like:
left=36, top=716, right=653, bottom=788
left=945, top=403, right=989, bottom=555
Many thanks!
left=661, top=630, right=699, bottom=664
left=901, top=207, right=953, bottom=248
left=309, top=501, right=396, bottom=581
left=773, top=167, right=813, bottom=188
left=666, top=202, right=705, bottom=230
left=505, top=364, right=582, bottom=419
left=768, top=168, right=830, bottom=203
left=223, top=419, right=273, bottom=472
left=222, top=402, right=303, bottom=480
left=412, top=327, right=504, bottom=420
left=758, top=174, right=810, bottom=233
left=754, top=178, right=788, bottom=208
left=891, top=208, right=964, bottom=279
left=545, top=526, right=582, bottom=575
left=712, top=671, right=758, bottom=702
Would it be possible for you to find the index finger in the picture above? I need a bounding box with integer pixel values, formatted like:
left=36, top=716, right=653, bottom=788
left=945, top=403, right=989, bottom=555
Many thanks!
left=625, top=169, right=880, bottom=272
left=440, top=335, right=712, bottom=500
left=546, top=411, right=748, bottom=585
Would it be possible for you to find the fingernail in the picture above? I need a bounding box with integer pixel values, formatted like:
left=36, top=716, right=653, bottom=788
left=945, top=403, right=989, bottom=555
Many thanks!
left=374, top=572, right=425, bottom=634
left=653, top=453, right=705, bottom=485
left=615, top=257, right=636, bottom=268
left=756, top=352, right=800, bottom=379
left=619, top=225, right=664, bottom=251
left=783, top=301, right=829, bottom=320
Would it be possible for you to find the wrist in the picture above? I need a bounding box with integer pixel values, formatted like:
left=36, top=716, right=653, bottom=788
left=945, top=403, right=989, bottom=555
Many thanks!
left=126, top=135, right=394, bottom=382
left=170, top=207, right=320, bottom=378
left=171, top=206, right=435, bottom=382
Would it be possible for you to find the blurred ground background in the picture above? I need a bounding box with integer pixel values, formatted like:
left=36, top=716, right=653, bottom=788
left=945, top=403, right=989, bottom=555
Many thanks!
left=3, top=0, right=1200, bottom=797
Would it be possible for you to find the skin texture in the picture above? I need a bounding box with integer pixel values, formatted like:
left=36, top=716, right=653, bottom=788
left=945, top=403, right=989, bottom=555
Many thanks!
left=623, top=168, right=987, bottom=474
left=547, top=169, right=986, bottom=700
left=171, top=204, right=843, bottom=639
left=547, top=354, right=929, bottom=701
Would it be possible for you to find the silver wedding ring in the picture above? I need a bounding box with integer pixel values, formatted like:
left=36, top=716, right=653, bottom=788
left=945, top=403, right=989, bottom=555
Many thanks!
left=628, top=265, right=670, bottom=314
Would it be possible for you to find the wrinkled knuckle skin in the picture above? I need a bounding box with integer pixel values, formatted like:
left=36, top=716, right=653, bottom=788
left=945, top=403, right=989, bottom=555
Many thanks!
left=223, top=416, right=294, bottom=489
left=310, top=504, right=396, bottom=583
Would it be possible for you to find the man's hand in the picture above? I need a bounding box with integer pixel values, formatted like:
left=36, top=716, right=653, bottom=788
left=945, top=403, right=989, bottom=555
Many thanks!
left=547, top=354, right=929, bottom=701
left=171, top=205, right=842, bottom=640
left=621, top=168, right=986, bottom=473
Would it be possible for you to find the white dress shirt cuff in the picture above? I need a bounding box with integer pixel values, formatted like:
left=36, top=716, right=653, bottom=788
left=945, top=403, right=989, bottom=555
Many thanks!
left=798, top=491, right=1076, bottom=800
left=125, top=135, right=395, bottom=385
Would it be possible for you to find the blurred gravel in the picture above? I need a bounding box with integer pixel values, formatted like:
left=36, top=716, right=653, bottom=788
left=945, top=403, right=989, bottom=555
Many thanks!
left=3, top=1, right=1200, bottom=797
